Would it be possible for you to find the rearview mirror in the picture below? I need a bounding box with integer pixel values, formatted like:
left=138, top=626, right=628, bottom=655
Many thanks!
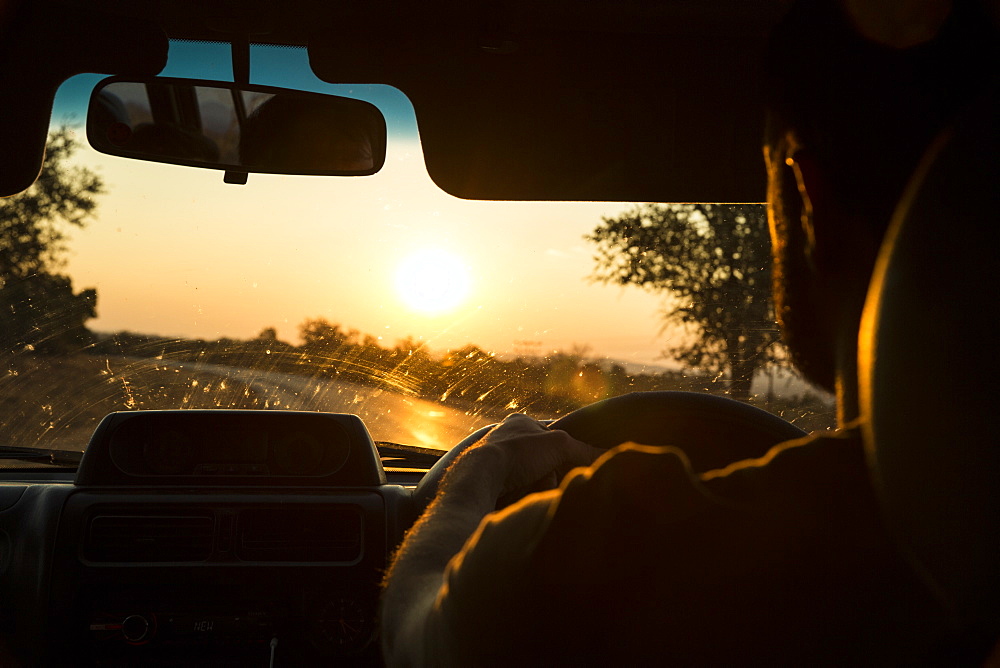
left=87, top=76, right=386, bottom=177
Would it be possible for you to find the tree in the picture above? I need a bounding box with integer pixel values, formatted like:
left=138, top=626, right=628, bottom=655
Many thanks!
left=0, top=274, right=96, bottom=353
left=587, top=203, right=782, bottom=400
left=0, top=127, right=103, bottom=353
left=257, top=327, right=278, bottom=341
left=298, top=318, right=349, bottom=349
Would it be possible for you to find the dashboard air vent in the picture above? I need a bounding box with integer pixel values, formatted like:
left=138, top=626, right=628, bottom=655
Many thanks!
left=85, top=512, right=215, bottom=562
left=237, top=507, right=362, bottom=562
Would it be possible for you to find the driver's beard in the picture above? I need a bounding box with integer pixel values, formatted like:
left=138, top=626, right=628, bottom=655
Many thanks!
left=767, top=161, right=838, bottom=395
left=771, top=252, right=838, bottom=395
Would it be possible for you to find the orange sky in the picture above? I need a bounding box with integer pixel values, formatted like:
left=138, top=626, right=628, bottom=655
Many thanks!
left=62, top=132, right=676, bottom=367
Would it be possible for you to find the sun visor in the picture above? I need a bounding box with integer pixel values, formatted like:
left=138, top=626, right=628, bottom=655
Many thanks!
left=0, top=4, right=168, bottom=196
left=310, top=22, right=769, bottom=203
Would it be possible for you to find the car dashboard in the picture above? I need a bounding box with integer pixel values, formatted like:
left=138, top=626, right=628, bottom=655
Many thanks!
left=0, top=410, right=432, bottom=667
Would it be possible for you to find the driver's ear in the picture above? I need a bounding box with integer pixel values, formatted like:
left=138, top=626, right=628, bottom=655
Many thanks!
left=843, top=0, right=953, bottom=49
left=786, top=146, right=881, bottom=282
left=784, top=148, right=828, bottom=269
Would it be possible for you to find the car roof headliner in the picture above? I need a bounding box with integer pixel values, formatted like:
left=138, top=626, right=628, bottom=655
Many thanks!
left=2, top=0, right=789, bottom=201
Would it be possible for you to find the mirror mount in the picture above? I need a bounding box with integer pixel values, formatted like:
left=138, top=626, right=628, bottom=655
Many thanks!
left=224, top=170, right=249, bottom=185
left=225, top=32, right=250, bottom=187
left=232, top=35, right=251, bottom=87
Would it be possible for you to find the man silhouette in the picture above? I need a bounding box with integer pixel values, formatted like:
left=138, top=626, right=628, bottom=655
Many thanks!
left=380, top=1, right=999, bottom=664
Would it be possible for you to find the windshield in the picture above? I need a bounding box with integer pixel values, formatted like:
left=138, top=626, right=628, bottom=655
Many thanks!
left=0, top=41, right=834, bottom=455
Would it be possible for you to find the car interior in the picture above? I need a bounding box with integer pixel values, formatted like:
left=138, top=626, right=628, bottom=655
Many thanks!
left=0, top=0, right=996, bottom=665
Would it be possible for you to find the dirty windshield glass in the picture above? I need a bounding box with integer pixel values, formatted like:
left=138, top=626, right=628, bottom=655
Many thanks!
left=0, top=42, right=835, bottom=455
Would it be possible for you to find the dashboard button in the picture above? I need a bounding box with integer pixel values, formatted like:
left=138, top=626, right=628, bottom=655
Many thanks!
left=121, top=614, right=150, bottom=643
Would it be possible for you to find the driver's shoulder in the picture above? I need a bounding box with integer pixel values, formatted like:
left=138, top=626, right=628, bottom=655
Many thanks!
left=557, top=425, right=869, bottom=517
left=700, top=424, right=874, bottom=520
left=519, top=427, right=958, bottom=664
left=533, top=425, right=882, bottom=576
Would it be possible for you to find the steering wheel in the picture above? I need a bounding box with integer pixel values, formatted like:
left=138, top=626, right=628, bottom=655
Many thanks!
left=410, top=391, right=808, bottom=512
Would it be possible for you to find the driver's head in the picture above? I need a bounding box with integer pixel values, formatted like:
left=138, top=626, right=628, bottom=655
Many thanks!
left=762, top=0, right=994, bottom=397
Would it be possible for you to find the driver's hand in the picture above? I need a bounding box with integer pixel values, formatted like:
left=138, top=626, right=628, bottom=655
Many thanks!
left=476, top=414, right=602, bottom=503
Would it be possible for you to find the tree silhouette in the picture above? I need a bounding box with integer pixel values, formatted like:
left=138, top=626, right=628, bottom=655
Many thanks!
left=299, top=318, right=350, bottom=350
left=0, top=274, right=96, bottom=353
left=587, top=203, right=782, bottom=400
left=0, top=127, right=103, bottom=353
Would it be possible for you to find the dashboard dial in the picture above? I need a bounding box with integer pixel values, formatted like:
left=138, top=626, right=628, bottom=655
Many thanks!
left=312, top=597, right=370, bottom=651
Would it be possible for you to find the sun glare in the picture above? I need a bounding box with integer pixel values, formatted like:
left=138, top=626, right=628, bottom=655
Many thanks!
left=395, top=248, right=472, bottom=314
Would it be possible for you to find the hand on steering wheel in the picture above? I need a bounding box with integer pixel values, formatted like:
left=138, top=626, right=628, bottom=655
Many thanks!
left=473, top=414, right=600, bottom=507
left=411, top=391, right=808, bottom=515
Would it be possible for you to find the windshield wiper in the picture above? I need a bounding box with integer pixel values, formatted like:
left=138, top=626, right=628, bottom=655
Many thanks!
left=376, top=442, right=444, bottom=470
left=0, top=445, right=84, bottom=467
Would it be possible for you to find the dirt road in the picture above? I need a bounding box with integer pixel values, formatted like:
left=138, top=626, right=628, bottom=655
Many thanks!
left=150, top=359, right=492, bottom=450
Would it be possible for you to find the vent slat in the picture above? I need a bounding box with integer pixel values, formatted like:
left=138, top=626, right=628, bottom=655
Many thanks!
left=86, top=513, right=215, bottom=562
left=237, top=507, right=362, bottom=562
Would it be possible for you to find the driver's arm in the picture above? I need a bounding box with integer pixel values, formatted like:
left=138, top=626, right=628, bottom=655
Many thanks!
left=382, top=419, right=963, bottom=666
left=380, top=415, right=598, bottom=666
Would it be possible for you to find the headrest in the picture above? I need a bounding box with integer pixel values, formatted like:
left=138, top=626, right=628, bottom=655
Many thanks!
left=0, top=3, right=167, bottom=196
left=859, top=84, right=1000, bottom=637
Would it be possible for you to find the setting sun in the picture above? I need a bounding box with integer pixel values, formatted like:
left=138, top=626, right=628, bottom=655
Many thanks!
left=395, top=248, right=472, bottom=314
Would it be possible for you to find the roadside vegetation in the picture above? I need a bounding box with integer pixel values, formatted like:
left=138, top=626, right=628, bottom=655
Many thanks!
left=86, top=318, right=834, bottom=427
